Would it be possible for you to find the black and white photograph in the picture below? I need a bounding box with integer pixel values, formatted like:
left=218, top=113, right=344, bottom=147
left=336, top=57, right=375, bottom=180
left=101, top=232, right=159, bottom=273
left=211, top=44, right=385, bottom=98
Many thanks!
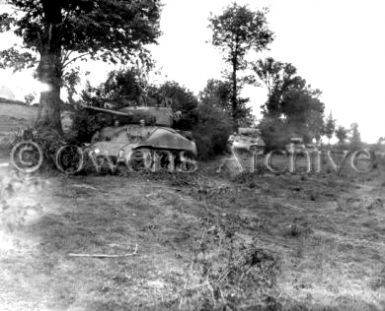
left=0, top=0, right=384, bottom=310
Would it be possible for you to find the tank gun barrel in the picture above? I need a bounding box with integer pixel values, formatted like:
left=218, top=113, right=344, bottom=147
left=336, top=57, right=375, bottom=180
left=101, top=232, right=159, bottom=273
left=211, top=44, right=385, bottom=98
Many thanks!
left=80, top=104, right=134, bottom=117
left=79, top=103, right=157, bottom=125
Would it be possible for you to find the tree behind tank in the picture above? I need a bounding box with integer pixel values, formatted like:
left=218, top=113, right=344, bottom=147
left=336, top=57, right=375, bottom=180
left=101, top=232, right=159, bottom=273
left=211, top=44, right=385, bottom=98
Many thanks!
left=0, top=0, right=161, bottom=132
left=209, top=3, right=273, bottom=126
left=335, top=125, right=348, bottom=146
left=281, top=88, right=324, bottom=143
left=254, top=58, right=325, bottom=148
left=147, top=81, right=199, bottom=131
left=197, top=79, right=234, bottom=158
left=194, top=103, right=233, bottom=159
left=199, top=79, right=232, bottom=112
left=349, top=123, right=362, bottom=149
left=97, top=68, right=144, bottom=108
left=199, top=78, right=254, bottom=127
left=62, top=67, right=81, bottom=106
left=107, top=70, right=143, bottom=104
left=323, top=112, right=336, bottom=144
left=253, top=57, right=306, bottom=118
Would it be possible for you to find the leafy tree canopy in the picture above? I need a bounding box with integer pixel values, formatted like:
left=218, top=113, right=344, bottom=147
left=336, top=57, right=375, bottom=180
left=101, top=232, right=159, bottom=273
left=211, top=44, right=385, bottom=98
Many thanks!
left=335, top=125, right=348, bottom=145
left=193, top=103, right=233, bottom=160
left=280, top=88, right=324, bottom=143
left=199, top=79, right=232, bottom=111
left=0, top=0, right=161, bottom=130
left=323, top=112, right=336, bottom=142
left=199, top=79, right=254, bottom=127
left=253, top=57, right=307, bottom=117
left=79, top=67, right=144, bottom=110
left=149, top=81, right=199, bottom=131
left=209, top=3, right=273, bottom=68
left=349, top=122, right=362, bottom=149
left=0, top=0, right=161, bottom=69
left=209, top=2, right=273, bottom=124
left=255, top=58, right=325, bottom=147
left=104, top=68, right=144, bottom=105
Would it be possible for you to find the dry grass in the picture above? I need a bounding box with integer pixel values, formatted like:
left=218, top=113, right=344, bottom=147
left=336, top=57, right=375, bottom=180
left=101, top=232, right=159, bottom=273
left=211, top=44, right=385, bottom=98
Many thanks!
left=0, top=162, right=384, bottom=310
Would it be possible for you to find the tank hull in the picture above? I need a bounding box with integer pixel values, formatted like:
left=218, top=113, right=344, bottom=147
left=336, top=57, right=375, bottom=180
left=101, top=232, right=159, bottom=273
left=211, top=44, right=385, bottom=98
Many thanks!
left=90, top=124, right=197, bottom=157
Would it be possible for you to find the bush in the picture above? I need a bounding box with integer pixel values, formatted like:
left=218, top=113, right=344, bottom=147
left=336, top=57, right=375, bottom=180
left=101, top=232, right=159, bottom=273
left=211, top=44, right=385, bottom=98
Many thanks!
left=70, top=110, right=115, bottom=144
left=148, top=81, right=199, bottom=131
left=7, top=126, right=66, bottom=169
left=258, top=117, right=290, bottom=151
left=193, top=104, right=233, bottom=160
left=258, top=116, right=305, bottom=151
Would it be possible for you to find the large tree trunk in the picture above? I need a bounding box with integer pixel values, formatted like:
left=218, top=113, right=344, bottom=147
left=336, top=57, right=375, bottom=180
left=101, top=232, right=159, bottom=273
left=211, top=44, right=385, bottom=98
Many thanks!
left=35, top=2, right=63, bottom=133
left=231, top=58, right=238, bottom=128
left=36, top=48, right=62, bottom=132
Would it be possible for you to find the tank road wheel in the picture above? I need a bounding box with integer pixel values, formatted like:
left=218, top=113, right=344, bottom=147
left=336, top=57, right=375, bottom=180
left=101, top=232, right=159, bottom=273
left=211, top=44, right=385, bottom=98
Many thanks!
left=130, top=148, right=152, bottom=171
left=55, top=145, right=84, bottom=174
left=176, top=151, right=198, bottom=173
left=152, top=150, right=176, bottom=172
left=10, top=140, right=44, bottom=173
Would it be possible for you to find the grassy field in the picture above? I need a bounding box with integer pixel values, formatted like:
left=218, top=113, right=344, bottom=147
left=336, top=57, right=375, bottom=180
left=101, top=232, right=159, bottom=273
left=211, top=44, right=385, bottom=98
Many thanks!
left=0, top=159, right=384, bottom=310
left=0, top=103, right=37, bottom=156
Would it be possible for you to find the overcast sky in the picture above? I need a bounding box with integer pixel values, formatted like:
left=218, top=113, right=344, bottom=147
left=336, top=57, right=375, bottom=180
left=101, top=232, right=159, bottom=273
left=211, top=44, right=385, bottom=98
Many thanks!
left=1, top=0, right=384, bottom=143
left=149, top=0, right=385, bottom=143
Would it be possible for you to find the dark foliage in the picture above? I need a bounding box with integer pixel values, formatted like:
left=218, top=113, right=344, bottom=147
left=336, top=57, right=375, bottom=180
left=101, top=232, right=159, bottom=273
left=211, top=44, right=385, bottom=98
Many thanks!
left=148, top=81, right=199, bottom=131
left=1, top=0, right=161, bottom=130
left=209, top=3, right=273, bottom=125
left=70, top=110, right=114, bottom=144
left=193, top=104, right=233, bottom=160
left=254, top=58, right=325, bottom=148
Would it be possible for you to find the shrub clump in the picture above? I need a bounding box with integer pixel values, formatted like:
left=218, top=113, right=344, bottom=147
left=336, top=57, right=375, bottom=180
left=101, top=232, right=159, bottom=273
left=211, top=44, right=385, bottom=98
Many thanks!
left=70, top=109, right=114, bottom=144
left=193, top=104, right=233, bottom=160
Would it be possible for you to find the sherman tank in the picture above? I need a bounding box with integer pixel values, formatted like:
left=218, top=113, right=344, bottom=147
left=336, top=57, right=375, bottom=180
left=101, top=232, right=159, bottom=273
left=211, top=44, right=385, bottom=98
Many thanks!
left=230, top=127, right=265, bottom=151
left=55, top=103, right=198, bottom=174
left=216, top=127, right=265, bottom=173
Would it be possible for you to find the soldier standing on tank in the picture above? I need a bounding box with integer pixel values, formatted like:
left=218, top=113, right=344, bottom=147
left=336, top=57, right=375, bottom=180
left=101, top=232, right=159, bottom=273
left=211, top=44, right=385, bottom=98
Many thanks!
left=216, top=132, right=238, bottom=173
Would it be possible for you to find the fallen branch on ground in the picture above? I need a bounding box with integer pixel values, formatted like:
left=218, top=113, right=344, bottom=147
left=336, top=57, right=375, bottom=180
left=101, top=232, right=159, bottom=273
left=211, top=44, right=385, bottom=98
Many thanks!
left=72, top=184, right=100, bottom=191
left=147, top=185, right=183, bottom=191
left=68, top=243, right=138, bottom=258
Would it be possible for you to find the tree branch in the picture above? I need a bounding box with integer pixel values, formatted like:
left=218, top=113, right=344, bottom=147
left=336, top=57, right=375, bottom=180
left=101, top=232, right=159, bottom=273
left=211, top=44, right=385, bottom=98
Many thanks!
left=61, top=49, right=73, bottom=65
left=48, top=23, right=53, bottom=45
left=63, top=52, right=90, bottom=68
left=0, top=47, right=38, bottom=71
left=36, top=31, right=43, bottom=51
left=68, top=244, right=139, bottom=258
